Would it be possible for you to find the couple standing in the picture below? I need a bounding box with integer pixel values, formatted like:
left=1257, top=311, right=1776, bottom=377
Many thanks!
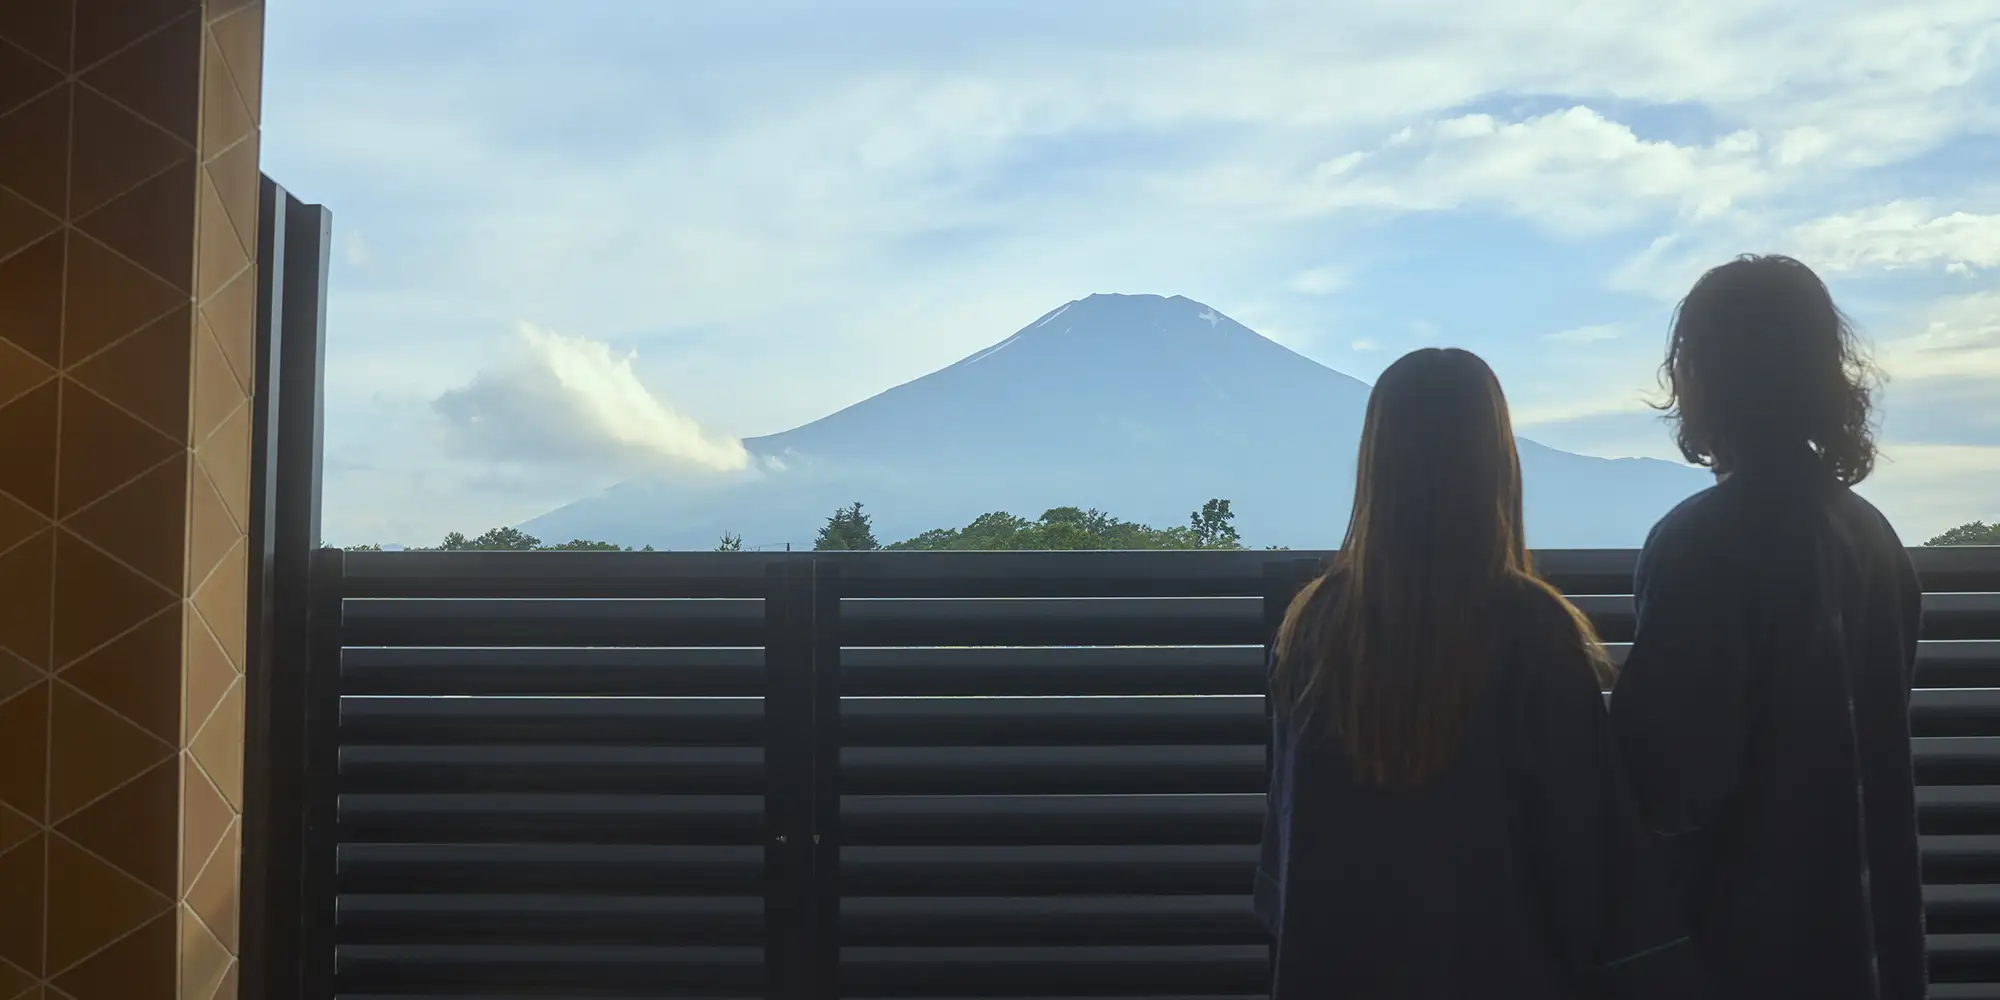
left=1256, top=254, right=1926, bottom=999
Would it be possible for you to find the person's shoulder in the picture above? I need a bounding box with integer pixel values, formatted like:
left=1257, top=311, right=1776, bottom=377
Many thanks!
left=1642, top=480, right=1731, bottom=552
left=1827, top=484, right=1910, bottom=549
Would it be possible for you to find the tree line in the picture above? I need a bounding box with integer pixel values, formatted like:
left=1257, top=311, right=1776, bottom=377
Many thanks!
left=343, top=512, right=2000, bottom=553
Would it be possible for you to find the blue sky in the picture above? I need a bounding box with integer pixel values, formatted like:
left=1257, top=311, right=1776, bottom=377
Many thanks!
left=261, top=0, right=2000, bottom=547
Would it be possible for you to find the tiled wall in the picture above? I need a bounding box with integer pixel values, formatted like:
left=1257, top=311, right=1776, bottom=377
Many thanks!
left=0, top=1, right=263, bottom=998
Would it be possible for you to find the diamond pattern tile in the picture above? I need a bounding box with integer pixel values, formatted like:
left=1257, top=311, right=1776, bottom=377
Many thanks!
left=0, top=682, right=49, bottom=821
left=188, top=319, right=237, bottom=447
left=55, top=758, right=176, bottom=896
left=0, top=184, right=62, bottom=263
left=187, top=677, right=242, bottom=810
left=0, top=38, right=60, bottom=118
left=198, top=31, right=249, bottom=159
left=66, top=305, right=194, bottom=446
left=58, top=607, right=180, bottom=744
left=185, top=463, right=237, bottom=592
left=0, top=328, right=57, bottom=412
left=79, top=12, right=198, bottom=155
left=193, top=169, right=246, bottom=302
left=180, top=612, right=230, bottom=748
left=74, top=0, right=197, bottom=75
left=60, top=232, right=186, bottom=371
left=210, top=960, right=238, bottom=1000
left=51, top=528, right=176, bottom=670
left=70, top=85, right=192, bottom=223
left=47, top=908, right=174, bottom=1000
left=45, top=831, right=172, bottom=974
left=207, top=5, right=258, bottom=124
left=0, top=954, right=31, bottom=1000
left=179, top=906, right=229, bottom=1000
left=202, top=136, right=256, bottom=266
left=0, top=832, right=47, bottom=975
left=0, top=648, right=37, bottom=704
left=61, top=456, right=188, bottom=592
left=0, top=530, right=53, bottom=668
left=0, top=802, right=35, bottom=857
left=0, top=483, right=45, bottom=556
left=0, top=230, right=63, bottom=368
left=183, top=819, right=236, bottom=952
left=54, top=379, right=180, bottom=518
left=190, top=537, right=245, bottom=672
left=47, top=680, right=173, bottom=822
left=0, top=86, right=70, bottom=218
left=0, top=0, right=74, bottom=72
left=178, top=755, right=228, bottom=891
left=73, top=159, right=196, bottom=294
left=198, top=270, right=253, bottom=394
left=193, top=402, right=249, bottom=531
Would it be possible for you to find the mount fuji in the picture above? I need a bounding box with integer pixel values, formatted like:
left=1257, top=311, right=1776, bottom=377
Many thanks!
left=520, top=294, right=1709, bottom=549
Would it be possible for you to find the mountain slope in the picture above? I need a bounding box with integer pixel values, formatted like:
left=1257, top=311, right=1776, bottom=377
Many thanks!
left=522, top=294, right=1708, bottom=549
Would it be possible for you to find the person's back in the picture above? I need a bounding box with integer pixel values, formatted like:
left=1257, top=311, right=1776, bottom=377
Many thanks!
left=1255, top=348, right=1701, bottom=1000
left=1609, top=255, right=1926, bottom=1000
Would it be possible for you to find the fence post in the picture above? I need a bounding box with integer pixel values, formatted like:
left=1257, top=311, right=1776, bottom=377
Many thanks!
left=811, top=555, right=845, bottom=996
left=765, top=556, right=817, bottom=999
left=297, top=547, right=345, bottom=999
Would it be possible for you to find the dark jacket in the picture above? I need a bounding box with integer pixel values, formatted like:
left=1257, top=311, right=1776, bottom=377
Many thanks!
left=1256, top=583, right=1703, bottom=1000
left=1609, top=458, right=1926, bottom=1000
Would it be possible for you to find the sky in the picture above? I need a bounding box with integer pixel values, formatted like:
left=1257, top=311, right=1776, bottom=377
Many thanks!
left=259, top=0, right=2000, bottom=548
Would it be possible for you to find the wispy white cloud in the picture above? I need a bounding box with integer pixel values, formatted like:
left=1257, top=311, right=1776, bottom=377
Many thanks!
left=1543, top=323, right=1628, bottom=344
left=1790, top=201, right=2000, bottom=274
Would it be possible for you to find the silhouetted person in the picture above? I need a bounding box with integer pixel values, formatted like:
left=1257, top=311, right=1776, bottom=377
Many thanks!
left=1256, top=348, right=1701, bottom=1000
left=1610, top=255, right=1925, bottom=1000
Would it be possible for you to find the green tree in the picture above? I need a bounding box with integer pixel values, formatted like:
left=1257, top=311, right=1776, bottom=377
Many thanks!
left=1928, top=521, right=2000, bottom=545
left=886, top=500, right=1246, bottom=551
left=815, top=502, right=881, bottom=551
left=717, top=532, right=744, bottom=552
left=1189, top=499, right=1241, bottom=549
left=437, top=526, right=542, bottom=550
left=540, top=538, right=624, bottom=551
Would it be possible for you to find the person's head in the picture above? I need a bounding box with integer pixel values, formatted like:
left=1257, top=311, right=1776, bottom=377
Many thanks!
left=1273, top=348, right=1607, bottom=787
left=1659, top=254, right=1879, bottom=484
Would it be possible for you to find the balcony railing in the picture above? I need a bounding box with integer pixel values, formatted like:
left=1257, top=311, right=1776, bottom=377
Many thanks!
left=258, top=545, right=2000, bottom=1000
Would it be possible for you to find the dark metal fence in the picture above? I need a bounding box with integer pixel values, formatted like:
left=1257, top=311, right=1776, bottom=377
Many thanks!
left=285, top=545, right=2000, bottom=1000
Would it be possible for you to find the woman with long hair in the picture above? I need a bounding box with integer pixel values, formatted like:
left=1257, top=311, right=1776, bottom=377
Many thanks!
left=1255, top=347, right=1699, bottom=999
left=1610, top=255, right=1925, bottom=1000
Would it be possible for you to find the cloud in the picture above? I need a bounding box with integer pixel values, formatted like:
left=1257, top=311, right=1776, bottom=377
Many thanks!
left=1543, top=323, right=1627, bottom=344
left=432, top=323, right=751, bottom=474
left=1788, top=201, right=2000, bottom=274
left=1290, top=265, right=1349, bottom=295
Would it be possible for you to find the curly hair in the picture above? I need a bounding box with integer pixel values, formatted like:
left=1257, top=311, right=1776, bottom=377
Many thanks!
left=1655, top=254, right=1881, bottom=486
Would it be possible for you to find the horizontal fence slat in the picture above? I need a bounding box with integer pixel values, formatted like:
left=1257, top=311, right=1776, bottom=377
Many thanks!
left=340, top=696, right=764, bottom=745
left=841, top=845, right=1258, bottom=895
left=340, top=646, right=766, bottom=696
left=841, top=696, right=1264, bottom=747
left=840, top=598, right=1264, bottom=647
left=341, top=597, right=764, bottom=647
left=838, top=944, right=1268, bottom=993
left=840, top=895, right=1260, bottom=944
left=335, top=943, right=765, bottom=993
left=338, top=793, right=764, bottom=844
left=842, top=746, right=1265, bottom=795
left=339, top=745, right=765, bottom=794
left=841, top=794, right=1263, bottom=846
left=336, top=894, right=763, bottom=945
left=336, top=844, right=764, bottom=894
left=842, top=646, right=1265, bottom=697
